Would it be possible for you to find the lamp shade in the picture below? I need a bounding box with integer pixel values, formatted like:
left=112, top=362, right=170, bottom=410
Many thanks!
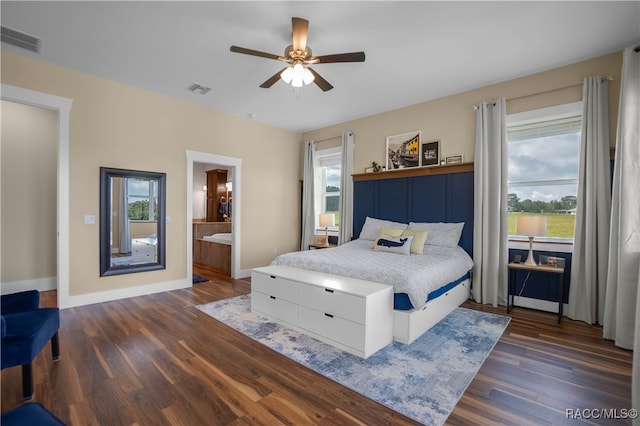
left=319, top=213, right=335, bottom=228
left=516, top=215, right=547, bottom=237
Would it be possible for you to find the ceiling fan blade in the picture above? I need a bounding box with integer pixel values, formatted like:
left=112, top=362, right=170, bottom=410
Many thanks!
left=307, top=67, right=333, bottom=92
left=311, top=52, right=366, bottom=64
left=259, top=67, right=288, bottom=88
left=291, top=17, right=309, bottom=52
left=230, top=45, right=281, bottom=61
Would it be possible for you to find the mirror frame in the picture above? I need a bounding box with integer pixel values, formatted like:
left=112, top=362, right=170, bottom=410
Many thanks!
left=99, top=167, right=166, bottom=276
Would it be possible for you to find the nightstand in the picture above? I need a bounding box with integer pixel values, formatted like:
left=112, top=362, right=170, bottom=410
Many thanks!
left=309, top=244, right=336, bottom=250
left=507, top=261, right=565, bottom=323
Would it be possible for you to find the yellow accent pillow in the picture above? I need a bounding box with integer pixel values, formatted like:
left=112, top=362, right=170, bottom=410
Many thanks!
left=401, top=230, right=429, bottom=254
left=371, top=227, right=405, bottom=248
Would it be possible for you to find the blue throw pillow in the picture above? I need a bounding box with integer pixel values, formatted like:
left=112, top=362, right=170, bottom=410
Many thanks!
left=372, top=235, right=414, bottom=255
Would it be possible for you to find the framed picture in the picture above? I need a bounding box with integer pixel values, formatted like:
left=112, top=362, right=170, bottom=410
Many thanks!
left=420, top=140, right=440, bottom=167
left=444, top=154, right=464, bottom=165
left=386, top=131, right=421, bottom=170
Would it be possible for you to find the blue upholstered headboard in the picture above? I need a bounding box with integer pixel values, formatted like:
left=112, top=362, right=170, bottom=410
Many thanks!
left=352, top=170, right=474, bottom=257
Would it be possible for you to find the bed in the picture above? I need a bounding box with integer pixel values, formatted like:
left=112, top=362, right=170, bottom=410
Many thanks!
left=271, top=217, right=473, bottom=344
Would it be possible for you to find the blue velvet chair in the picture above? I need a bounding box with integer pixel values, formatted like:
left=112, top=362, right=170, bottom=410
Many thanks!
left=1, top=290, right=60, bottom=400
left=1, top=402, right=65, bottom=426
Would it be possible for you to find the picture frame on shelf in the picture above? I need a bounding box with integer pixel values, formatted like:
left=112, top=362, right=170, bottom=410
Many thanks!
left=386, top=131, right=421, bottom=170
left=444, top=154, right=464, bottom=165
left=420, top=140, right=440, bottom=167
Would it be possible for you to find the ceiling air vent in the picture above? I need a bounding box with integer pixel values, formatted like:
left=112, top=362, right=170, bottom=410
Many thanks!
left=1, top=26, right=41, bottom=53
left=187, top=83, right=211, bottom=95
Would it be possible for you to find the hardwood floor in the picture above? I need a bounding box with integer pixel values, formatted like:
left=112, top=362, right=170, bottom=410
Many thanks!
left=2, top=266, right=633, bottom=425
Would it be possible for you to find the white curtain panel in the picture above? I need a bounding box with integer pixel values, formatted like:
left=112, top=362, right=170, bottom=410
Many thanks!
left=568, top=76, right=612, bottom=324
left=300, top=141, right=317, bottom=250
left=339, top=131, right=354, bottom=245
left=601, top=45, right=639, bottom=414
left=472, top=99, right=508, bottom=306
left=119, top=179, right=131, bottom=254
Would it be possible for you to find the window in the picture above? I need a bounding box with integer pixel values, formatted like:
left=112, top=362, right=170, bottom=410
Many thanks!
left=127, top=178, right=158, bottom=221
left=316, top=148, right=341, bottom=227
left=507, top=102, right=582, bottom=240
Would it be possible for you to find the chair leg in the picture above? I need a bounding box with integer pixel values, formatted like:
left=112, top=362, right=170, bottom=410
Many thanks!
left=21, top=363, right=34, bottom=401
left=51, top=331, right=60, bottom=361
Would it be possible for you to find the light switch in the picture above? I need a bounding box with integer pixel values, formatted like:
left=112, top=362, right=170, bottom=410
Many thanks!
left=84, top=215, right=96, bottom=225
left=166, top=215, right=171, bottom=224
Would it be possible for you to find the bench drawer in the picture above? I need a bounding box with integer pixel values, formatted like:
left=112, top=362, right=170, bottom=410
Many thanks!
left=251, top=291, right=297, bottom=326
left=251, top=271, right=298, bottom=303
left=298, top=305, right=365, bottom=351
left=298, top=283, right=367, bottom=324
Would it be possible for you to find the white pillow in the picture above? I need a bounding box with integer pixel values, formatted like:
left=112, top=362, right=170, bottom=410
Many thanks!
left=407, top=222, right=464, bottom=248
left=372, top=235, right=413, bottom=255
left=359, top=217, right=408, bottom=241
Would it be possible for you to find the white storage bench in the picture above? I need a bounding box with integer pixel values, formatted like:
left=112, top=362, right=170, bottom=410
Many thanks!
left=251, top=265, right=393, bottom=358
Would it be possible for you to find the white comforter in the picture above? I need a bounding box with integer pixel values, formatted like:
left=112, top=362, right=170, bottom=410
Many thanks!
left=271, top=239, right=473, bottom=310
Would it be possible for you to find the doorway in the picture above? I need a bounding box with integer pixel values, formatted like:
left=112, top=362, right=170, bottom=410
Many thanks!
left=186, top=151, right=242, bottom=280
left=1, top=84, right=72, bottom=308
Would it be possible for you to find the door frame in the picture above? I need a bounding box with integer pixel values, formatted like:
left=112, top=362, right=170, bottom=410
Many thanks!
left=1, top=84, right=73, bottom=308
left=186, top=150, right=242, bottom=279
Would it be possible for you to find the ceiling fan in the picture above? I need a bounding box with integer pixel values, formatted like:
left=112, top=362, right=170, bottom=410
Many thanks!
left=230, top=17, right=365, bottom=92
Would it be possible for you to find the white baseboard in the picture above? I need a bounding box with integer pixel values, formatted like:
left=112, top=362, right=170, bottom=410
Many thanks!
left=237, top=269, right=252, bottom=279
left=512, top=295, right=567, bottom=316
left=60, top=278, right=192, bottom=309
left=1, top=277, right=57, bottom=295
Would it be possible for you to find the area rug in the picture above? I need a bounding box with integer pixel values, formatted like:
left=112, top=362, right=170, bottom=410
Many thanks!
left=196, top=295, right=509, bottom=425
left=192, top=274, right=208, bottom=284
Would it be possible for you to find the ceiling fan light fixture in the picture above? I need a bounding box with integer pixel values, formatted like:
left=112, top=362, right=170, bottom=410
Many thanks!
left=280, top=66, right=293, bottom=83
left=291, top=74, right=304, bottom=87
left=302, top=67, right=315, bottom=85
left=282, top=63, right=314, bottom=87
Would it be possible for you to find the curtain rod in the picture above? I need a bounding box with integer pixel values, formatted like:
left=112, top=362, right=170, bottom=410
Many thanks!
left=474, top=75, right=616, bottom=109
left=313, top=135, right=341, bottom=143
left=506, top=75, right=615, bottom=103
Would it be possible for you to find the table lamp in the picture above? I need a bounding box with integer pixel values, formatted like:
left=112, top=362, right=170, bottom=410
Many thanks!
left=319, top=213, right=335, bottom=246
left=516, top=215, right=547, bottom=266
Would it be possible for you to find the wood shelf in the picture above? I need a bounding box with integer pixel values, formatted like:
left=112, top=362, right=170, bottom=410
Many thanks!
left=352, top=162, right=473, bottom=182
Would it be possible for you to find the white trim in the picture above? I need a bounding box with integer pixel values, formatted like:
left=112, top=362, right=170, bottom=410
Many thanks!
left=512, top=295, right=568, bottom=316
left=62, top=279, right=190, bottom=309
left=1, top=277, right=57, bottom=295
left=1, top=84, right=73, bottom=309
left=186, top=150, right=242, bottom=279
left=508, top=239, right=574, bottom=253
left=507, top=101, right=582, bottom=125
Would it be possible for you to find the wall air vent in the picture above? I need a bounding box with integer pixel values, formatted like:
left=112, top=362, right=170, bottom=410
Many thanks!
left=1, top=26, right=41, bottom=53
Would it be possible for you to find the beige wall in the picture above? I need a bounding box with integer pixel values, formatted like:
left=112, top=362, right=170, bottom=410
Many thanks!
left=303, top=52, right=623, bottom=174
left=1, top=51, right=302, bottom=296
left=1, top=50, right=623, bottom=299
left=1, top=100, right=58, bottom=282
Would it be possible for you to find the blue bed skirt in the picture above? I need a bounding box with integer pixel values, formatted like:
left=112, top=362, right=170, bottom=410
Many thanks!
left=393, top=272, right=471, bottom=311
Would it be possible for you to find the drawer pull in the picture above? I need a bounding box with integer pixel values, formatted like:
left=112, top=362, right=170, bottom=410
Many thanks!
left=324, top=313, right=334, bottom=318
left=324, top=288, right=334, bottom=293
left=269, top=275, right=277, bottom=279
left=269, top=296, right=276, bottom=300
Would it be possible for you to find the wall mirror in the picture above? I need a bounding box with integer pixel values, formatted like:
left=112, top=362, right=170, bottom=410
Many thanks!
left=100, top=167, right=166, bottom=276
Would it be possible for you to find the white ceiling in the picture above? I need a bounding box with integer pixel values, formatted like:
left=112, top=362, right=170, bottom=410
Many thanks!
left=2, top=1, right=639, bottom=133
